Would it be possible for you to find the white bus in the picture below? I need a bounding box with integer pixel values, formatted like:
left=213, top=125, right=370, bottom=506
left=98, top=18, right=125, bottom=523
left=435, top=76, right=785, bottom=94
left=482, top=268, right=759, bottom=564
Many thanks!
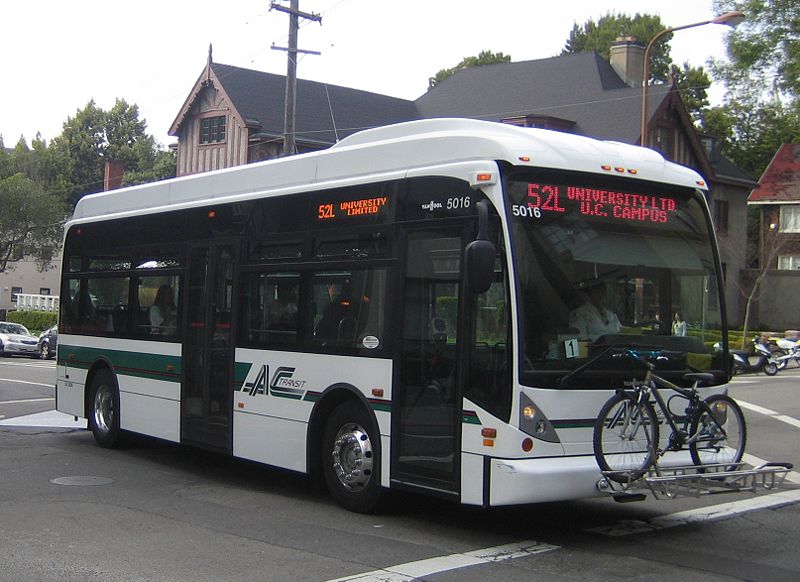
left=56, top=119, right=729, bottom=512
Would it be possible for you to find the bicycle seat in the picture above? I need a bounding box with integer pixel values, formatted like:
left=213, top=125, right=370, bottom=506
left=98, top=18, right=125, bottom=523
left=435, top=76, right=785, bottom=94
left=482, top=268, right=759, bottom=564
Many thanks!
left=683, top=372, right=716, bottom=385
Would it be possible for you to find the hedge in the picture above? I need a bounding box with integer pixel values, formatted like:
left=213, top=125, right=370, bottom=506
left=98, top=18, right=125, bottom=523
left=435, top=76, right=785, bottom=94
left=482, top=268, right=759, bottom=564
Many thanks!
left=5, top=311, right=58, bottom=334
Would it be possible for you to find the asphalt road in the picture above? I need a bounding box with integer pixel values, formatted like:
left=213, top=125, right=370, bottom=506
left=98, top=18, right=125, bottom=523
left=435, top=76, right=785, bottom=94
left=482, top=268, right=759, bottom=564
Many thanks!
left=1, top=357, right=799, bottom=581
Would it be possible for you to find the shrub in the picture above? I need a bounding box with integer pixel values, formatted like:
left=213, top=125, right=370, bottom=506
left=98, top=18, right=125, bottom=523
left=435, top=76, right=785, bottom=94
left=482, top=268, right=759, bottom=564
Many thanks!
left=6, top=310, right=57, bottom=334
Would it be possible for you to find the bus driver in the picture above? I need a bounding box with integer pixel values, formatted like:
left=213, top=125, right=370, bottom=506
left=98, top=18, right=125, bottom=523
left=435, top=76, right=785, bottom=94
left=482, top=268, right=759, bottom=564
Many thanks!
left=569, top=282, right=621, bottom=341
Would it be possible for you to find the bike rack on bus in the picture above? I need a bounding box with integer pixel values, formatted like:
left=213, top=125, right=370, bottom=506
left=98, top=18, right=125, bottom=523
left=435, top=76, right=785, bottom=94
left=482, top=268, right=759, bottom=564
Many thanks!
left=599, top=461, right=795, bottom=502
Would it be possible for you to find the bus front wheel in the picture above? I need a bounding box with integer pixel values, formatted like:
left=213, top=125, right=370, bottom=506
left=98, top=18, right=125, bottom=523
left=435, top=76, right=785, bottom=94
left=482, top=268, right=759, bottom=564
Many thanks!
left=322, top=401, right=381, bottom=513
left=89, top=369, right=121, bottom=448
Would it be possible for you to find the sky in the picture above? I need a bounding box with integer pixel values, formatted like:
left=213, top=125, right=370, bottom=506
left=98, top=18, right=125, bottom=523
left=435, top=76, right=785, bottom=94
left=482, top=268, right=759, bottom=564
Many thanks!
left=3, top=1, right=737, bottom=148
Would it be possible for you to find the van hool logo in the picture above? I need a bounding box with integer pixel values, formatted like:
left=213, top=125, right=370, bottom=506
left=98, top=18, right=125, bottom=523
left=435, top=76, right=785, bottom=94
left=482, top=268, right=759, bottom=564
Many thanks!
left=241, top=365, right=307, bottom=399
left=421, top=200, right=443, bottom=212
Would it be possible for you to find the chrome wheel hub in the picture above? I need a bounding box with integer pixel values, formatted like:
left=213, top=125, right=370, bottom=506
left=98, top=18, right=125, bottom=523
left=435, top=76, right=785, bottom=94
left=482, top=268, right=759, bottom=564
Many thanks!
left=93, top=386, right=114, bottom=435
left=331, top=422, right=374, bottom=491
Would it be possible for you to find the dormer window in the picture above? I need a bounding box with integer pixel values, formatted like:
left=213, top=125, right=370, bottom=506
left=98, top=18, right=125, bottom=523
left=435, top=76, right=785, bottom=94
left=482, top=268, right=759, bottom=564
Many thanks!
left=200, top=116, right=226, bottom=144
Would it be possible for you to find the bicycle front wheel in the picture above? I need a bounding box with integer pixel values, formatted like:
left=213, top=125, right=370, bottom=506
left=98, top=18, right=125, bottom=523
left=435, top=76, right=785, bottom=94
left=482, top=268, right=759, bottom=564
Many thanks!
left=689, top=394, right=746, bottom=470
left=593, top=393, right=659, bottom=483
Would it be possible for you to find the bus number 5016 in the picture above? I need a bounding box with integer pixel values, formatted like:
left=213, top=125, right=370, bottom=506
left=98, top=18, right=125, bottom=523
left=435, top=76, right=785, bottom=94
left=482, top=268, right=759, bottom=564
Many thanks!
left=447, top=196, right=471, bottom=210
left=511, top=204, right=542, bottom=219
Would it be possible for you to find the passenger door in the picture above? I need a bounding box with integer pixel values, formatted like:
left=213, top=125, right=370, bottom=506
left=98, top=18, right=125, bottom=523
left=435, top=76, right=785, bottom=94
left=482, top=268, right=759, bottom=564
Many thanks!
left=182, top=242, right=236, bottom=451
left=394, top=226, right=467, bottom=492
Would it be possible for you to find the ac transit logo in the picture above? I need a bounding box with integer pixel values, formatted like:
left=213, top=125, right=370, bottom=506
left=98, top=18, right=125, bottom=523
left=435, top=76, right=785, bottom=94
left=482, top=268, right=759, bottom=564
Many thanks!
left=241, top=365, right=307, bottom=400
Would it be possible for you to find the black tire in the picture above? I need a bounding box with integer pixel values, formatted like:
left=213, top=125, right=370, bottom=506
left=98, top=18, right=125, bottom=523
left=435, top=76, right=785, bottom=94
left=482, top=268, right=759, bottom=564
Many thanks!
left=689, top=394, right=746, bottom=470
left=763, top=361, right=778, bottom=376
left=593, top=392, right=659, bottom=483
left=322, top=400, right=382, bottom=513
left=39, top=343, right=50, bottom=360
left=88, top=369, right=121, bottom=448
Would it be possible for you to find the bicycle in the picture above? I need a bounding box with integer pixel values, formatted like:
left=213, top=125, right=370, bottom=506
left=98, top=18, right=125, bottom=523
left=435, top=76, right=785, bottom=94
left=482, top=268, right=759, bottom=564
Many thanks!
left=593, top=349, right=747, bottom=484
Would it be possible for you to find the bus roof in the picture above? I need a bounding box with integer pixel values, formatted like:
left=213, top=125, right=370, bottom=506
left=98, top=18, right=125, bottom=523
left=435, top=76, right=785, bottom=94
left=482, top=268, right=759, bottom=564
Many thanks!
left=71, top=118, right=707, bottom=222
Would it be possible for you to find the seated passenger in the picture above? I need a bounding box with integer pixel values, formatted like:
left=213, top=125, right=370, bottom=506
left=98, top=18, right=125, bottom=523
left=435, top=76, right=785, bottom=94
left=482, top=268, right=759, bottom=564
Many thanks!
left=569, top=283, right=621, bottom=341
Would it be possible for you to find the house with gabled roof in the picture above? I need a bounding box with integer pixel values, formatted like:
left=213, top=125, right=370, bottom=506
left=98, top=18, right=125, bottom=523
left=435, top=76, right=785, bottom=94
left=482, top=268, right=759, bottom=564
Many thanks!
left=746, top=143, right=800, bottom=329
left=168, top=40, right=755, bottom=325
left=168, top=47, right=416, bottom=176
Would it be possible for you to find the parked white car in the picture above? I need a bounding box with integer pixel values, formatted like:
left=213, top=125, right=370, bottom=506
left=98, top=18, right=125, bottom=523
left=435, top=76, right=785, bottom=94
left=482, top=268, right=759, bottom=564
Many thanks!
left=0, top=322, right=40, bottom=358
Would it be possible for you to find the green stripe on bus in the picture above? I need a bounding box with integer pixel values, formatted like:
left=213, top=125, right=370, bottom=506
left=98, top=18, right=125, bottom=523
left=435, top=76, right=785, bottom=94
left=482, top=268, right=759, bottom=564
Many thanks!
left=551, top=419, right=594, bottom=429
left=233, top=362, right=253, bottom=391
left=59, top=344, right=182, bottom=382
left=462, top=410, right=481, bottom=425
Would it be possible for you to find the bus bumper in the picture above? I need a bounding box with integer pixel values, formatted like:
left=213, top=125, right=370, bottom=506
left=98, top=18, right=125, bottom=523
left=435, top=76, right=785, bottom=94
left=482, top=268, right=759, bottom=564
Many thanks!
left=486, top=455, right=606, bottom=506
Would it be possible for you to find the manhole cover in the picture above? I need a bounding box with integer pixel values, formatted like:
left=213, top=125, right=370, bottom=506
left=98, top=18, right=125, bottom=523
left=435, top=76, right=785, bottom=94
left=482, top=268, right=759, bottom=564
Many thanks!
left=50, top=476, right=115, bottom=486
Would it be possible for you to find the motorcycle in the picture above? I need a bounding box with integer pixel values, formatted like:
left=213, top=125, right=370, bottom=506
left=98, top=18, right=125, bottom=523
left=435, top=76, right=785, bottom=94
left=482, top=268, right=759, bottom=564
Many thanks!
left=728, top=336, right=779, bottom=376
left=770, top=337, right=800, bottom=370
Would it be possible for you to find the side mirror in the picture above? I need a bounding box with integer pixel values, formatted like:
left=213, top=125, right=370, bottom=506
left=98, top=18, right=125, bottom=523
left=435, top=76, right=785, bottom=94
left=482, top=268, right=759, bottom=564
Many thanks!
left=466, top=199, right=496, bottom=294
left=466, top=239, right=495, bottom=293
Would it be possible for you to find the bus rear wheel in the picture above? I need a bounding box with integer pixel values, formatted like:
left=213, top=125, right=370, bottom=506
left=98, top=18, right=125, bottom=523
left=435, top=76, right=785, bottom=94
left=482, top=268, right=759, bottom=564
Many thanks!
left=322, top=401, right=381, bottom=513
left=89, top=369, right=121, bottom=448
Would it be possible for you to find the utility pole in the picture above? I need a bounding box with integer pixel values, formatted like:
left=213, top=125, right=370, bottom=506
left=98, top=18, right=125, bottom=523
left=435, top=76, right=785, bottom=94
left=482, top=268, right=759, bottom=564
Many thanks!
left=271, top=1, right=321, bottom=156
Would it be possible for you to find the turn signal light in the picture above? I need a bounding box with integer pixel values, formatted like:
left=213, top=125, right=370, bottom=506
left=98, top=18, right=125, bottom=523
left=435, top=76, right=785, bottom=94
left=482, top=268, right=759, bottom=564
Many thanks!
left=481, top=428, right=497, bottom=438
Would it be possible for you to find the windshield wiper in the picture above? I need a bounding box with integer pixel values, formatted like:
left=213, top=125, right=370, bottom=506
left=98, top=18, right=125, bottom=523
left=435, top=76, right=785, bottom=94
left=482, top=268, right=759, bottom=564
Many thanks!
left=556, top=343, right=664, bottom=387
left=556, top=344, right=622, bottom=387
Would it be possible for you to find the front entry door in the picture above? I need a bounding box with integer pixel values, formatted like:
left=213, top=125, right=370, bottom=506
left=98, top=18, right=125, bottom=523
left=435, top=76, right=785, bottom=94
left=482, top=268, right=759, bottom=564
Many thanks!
left=395, top=227, right=466, bottom=492
left=182, top=243, right=236, bottom=451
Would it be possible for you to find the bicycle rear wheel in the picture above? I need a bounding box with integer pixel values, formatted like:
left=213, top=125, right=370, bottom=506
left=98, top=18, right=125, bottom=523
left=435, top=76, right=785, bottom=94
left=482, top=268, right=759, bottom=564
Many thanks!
left=593, top=393, right=659, bottom=483
left=689, top=394, right=746, bottom=470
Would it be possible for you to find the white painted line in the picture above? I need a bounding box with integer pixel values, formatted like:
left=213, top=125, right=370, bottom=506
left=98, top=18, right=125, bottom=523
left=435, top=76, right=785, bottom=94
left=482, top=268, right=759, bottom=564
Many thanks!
left=589, top=453, right=800, bottom=537
left=0, top=397, right=55, bottom=405
left=738, top=400, right=800, bottom=430
left=589, top=489, right=800, bottom=537
left=326, top=540, right=559, bottom=582
left=742, top=453, right=800, bottom=484
left=0, top=410, right=85, bottom=428
left=0, top=377, right=54, bottom=388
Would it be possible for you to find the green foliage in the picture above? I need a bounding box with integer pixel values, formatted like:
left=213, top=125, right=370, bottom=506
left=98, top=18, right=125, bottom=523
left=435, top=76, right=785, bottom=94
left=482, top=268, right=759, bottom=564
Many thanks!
left=562, top=13, right=672, bottom=83
left=712, top=0, right=800, bottom=102
left=700, top=97, right=800, bottom=177
left=0, top=173, right=66, bottom=273
left=429, top=50, right=511, bottom=89
left=50, top=99, right=176, bottom=208
left=562, top=13, right=711, bottom=122
left=6, top=310, right=57, bottom=334
left=672, top=62, right=712, bottom=123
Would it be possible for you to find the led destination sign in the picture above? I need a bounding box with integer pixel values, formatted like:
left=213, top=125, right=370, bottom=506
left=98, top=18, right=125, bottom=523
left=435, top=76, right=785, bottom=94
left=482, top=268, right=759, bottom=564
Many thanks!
left=511, top=183, right=679, bottom=224
left=318, top=196, right=389, bottom=221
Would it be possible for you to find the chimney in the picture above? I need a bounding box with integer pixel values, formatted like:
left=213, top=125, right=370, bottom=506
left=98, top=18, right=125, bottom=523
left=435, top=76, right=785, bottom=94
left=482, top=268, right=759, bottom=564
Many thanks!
left=610, top=36, right=644, bottom=88
left=104, top=160, right=124, bottom=191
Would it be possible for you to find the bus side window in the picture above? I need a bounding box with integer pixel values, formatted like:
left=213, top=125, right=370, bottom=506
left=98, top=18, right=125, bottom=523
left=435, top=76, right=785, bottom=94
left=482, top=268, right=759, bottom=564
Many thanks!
left=310, top=269, right=387, bottom=353
left=239, top=272, right=300, bottom=348
left=136, top=276, right=181, bottom=338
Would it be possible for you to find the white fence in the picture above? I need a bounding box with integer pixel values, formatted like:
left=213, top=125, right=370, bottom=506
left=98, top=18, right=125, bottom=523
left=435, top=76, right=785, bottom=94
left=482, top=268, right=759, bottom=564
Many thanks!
left=16, top=294, right=60, bottom=313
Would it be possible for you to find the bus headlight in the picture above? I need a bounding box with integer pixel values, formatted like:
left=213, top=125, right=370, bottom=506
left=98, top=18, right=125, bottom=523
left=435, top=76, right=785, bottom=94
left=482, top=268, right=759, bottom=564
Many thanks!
left=519, top=393, right=560, bottom=443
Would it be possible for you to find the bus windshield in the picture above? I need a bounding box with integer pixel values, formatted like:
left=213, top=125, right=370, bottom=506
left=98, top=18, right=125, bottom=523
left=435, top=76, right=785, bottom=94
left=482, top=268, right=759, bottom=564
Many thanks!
left=506, top=169, right=727, bottom=389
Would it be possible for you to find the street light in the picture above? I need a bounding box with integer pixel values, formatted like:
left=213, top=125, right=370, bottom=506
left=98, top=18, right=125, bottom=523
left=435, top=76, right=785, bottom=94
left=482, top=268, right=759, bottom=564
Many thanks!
left=640, top=10, right=745, bottom=146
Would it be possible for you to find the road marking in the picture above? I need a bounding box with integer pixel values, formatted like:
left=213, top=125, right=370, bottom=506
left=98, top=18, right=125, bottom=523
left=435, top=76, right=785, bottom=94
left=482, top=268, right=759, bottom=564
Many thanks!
left=0, top=397, right=55, bottom=405
left=588, top=490, right=800, bottom=537
left=0, top=377, right=54, bottom=388
left=0, top=409, right=84, bottom=428
left=738, top=400, right=800, bottom=430
left=743, top=453, right=800, bottom=484
left=588, top=454, right=800, bottom=537
left=326, top=540, right=559, bottom=582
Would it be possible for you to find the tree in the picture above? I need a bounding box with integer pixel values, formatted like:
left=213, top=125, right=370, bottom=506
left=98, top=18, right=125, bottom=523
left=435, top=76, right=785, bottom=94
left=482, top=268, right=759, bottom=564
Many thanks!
left=50, top=99, right=175, bottom=208
left=0, top=174, right=66, bottom=273
left=562, top=13, right=672, bottom=82
left=428, top=50, right=511, bottom=89
left=562, top=13, right=712, bottom=120
left=712, top=0, right=800, bottom=104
